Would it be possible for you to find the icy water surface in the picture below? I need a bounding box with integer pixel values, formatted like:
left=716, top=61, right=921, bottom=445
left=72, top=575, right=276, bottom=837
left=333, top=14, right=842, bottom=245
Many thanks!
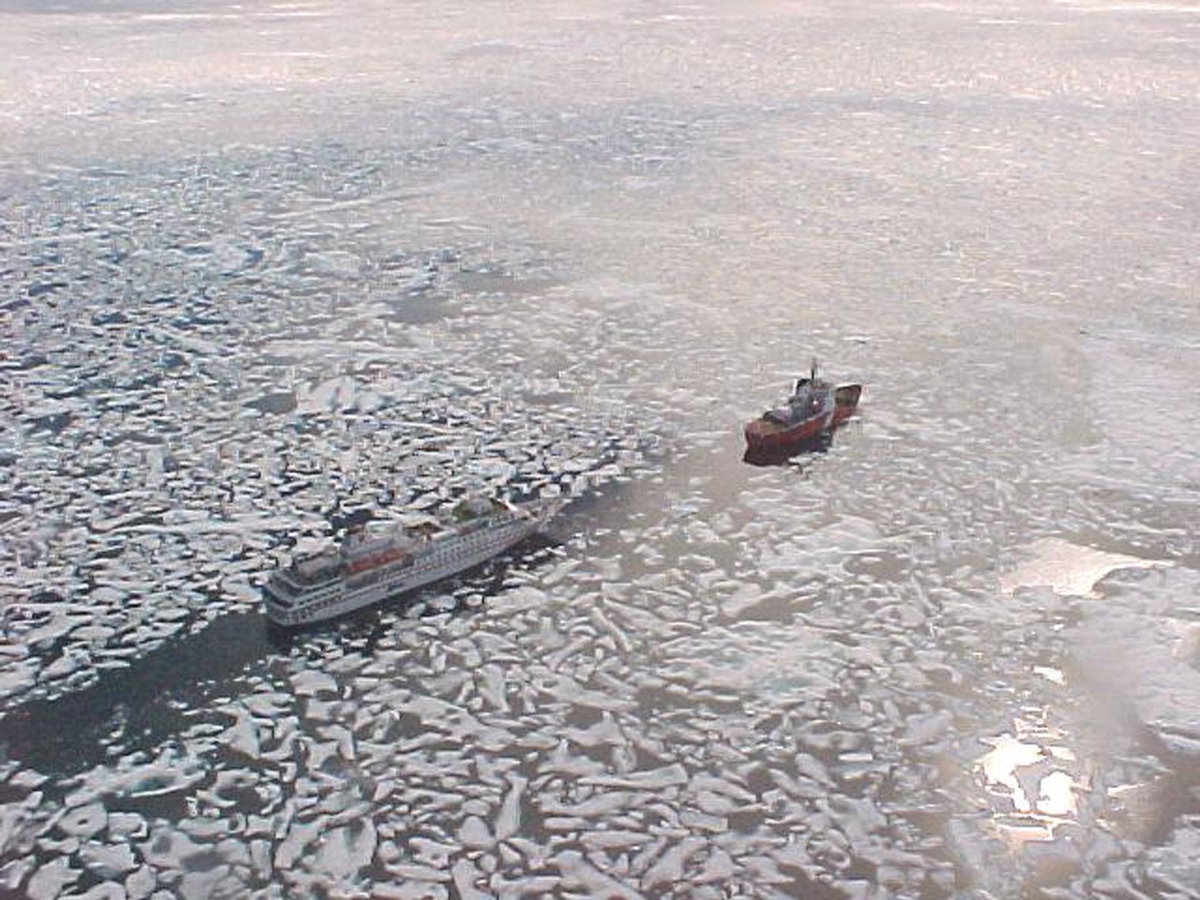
left=1, top=0, right=1198, bottom=896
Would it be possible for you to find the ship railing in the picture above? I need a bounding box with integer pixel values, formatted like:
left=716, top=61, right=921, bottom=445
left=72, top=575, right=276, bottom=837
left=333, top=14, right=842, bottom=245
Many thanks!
left=283, top=559, right=342, bottom=587
left=267, top=571, right=300, bottom=594
left=459, top=509, right=514, bottom=531
left=263, top=582, right=295, bottom=608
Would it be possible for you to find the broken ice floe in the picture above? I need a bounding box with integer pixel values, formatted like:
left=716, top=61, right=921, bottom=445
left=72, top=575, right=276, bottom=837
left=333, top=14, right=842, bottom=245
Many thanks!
left=2, top=95, right=1197, bottom=900
left=999, top=537, right=1172, bottom=597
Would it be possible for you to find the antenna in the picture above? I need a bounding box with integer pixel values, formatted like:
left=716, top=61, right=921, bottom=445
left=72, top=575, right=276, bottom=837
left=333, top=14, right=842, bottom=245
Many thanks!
left=811, top=357, right=819, bottom=382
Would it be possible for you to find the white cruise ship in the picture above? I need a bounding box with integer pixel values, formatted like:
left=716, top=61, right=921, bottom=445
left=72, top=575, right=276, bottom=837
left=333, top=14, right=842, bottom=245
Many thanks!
left=264, top=496, right=562, bottom=627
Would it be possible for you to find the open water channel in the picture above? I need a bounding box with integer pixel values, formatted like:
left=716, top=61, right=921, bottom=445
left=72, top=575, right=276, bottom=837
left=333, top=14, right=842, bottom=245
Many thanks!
left=1, top=0, right=1198, bottom=896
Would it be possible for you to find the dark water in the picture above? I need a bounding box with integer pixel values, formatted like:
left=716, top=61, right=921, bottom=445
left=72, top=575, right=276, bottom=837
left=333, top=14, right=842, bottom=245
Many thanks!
left=1, top=0, right=1198, bottom=897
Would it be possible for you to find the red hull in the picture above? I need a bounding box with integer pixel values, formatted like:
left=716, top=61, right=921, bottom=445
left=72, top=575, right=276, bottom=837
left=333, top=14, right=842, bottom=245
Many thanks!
left=743, top=382, right=861, bottom=452
left=744, top=415, right=827, bottom=451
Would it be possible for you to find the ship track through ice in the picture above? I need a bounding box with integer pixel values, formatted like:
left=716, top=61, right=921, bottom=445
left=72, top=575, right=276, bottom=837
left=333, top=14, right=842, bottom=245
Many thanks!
left=263, top=496, right=562, bottom=627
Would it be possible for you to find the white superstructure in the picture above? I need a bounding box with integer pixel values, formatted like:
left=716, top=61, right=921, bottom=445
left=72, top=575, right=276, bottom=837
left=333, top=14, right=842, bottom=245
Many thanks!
left=264, top=496, right=561, bottom=627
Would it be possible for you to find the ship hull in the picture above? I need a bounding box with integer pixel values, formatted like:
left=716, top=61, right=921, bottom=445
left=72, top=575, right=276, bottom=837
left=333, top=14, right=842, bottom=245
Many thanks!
left=743, top=382, right=862, bottom=453
left=743, top=414, right=828, bottom=452
left=265, top=503, right=556, bottom=627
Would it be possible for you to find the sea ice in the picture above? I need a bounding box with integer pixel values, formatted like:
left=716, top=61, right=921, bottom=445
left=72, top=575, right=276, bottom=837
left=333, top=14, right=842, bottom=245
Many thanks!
left=552, top=850, right=641, bottom=899
left=580, top=763, right=688, bottom=791
left=57, top=802, right=108, bottom=839
left=310, top=820, right=377, bottom=880
left=1000, top=538, right=1170, bottom=597
left=25, top=858, right=80, bottom=900
left=81, top=841, right=138, bottom=877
